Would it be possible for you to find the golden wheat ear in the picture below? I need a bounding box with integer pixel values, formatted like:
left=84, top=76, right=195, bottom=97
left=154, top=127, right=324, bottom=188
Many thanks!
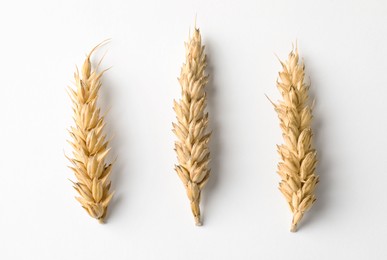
left=173, top=25, right=211, bottom=226
left=272, top=45, right=319, bottom=232
left=67, top=41, right=114, bottom=223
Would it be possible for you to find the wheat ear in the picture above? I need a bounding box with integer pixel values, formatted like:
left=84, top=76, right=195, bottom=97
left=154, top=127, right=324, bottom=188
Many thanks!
left=272, top=46, right=319, bottom=232
left=173, top=26, right=211, bottom=226
left=67, top=41, right=114, bottom=223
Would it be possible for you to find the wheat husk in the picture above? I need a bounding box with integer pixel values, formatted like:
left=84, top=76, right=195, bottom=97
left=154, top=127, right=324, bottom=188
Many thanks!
left=173, top=26, right=211, bottom=226
left=271, top=46, right=319, bottom=232
left=67, top=41, right=114, bottom=223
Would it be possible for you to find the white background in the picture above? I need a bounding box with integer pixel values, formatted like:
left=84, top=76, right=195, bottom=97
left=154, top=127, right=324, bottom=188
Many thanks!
left=0, top=0, right=386, bottom=259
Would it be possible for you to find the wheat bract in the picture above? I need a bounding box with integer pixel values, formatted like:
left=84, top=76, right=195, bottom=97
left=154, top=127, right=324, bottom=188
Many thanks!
left=173, top=26, right=211, bottom=226
left=272, top=46, right=319, bottom=232
left=67, top=42, right=114, bottom=223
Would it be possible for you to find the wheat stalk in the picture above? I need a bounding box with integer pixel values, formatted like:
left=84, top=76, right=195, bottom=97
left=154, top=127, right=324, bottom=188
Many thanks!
left=173, top=26, right=211, bottom=226
left=271, top=45, right=319, bottom=232
left=67, top=41, right=114, bottom=223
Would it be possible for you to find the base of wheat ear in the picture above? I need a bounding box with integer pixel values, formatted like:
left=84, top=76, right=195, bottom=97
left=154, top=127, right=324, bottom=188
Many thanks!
left=67, top=41, right=114, bottom=223
left=271, top=46, right=319, bottom=232
left=173, top=26, right=211, bottom=226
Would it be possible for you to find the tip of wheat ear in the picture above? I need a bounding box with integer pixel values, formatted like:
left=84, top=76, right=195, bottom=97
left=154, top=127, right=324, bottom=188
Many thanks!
left=195, top=216, right=202, bottom=226
left=290, top=224, right=297, bottom=232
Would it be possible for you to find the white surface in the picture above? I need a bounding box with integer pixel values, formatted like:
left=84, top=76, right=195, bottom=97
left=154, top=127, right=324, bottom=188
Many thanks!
left=0, top=0, right=386, bottom=259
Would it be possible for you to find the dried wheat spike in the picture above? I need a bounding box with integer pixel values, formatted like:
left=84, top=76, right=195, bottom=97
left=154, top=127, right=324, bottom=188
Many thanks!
left=67, top=41, right=114, bottom=223
left=273, top=46, right=319, bottom=232
left=173, top=26, right=211, bottom=226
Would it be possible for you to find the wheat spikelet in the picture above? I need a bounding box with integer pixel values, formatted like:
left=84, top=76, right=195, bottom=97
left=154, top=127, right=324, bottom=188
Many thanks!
left=67, top=41, right=114, bottom=223
left=173, top=26, right=211, bottom=226
left=272, top=45, right=319, bottom=232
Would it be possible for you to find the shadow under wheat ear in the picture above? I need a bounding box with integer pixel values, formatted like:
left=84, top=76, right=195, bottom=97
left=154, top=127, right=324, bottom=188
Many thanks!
left=173, top=26, right=211, bottom=226
left=67, top=41, right=114, bottom=223
left=272, top=46, right=319, bottom=232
